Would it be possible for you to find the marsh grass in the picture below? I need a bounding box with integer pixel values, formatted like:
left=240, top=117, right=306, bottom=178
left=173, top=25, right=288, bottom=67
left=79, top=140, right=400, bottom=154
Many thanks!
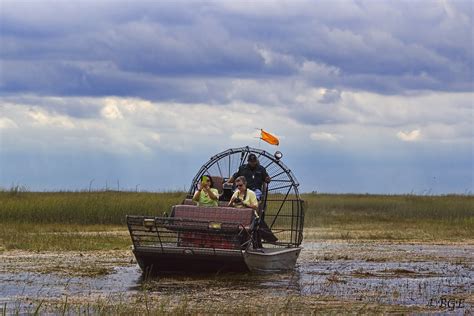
left=7, top=293, right=429, bottom=315
left=0, top=223, right=130, bottom=251
left=302, top=193, right=473, bottom=226
left=0, top=191, right=472, bottom=251
left=0, top=190, right=184, bottom=251
left=302, top=193, right=473, bottom=241
left=2, top=191, right=471, bottom=225
left=0, top=191, right=185, bottom=225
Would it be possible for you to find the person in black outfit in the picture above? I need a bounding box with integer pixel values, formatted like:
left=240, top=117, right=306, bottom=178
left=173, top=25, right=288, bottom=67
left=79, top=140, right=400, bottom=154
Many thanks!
left=225, top=153, right=270, bottom=200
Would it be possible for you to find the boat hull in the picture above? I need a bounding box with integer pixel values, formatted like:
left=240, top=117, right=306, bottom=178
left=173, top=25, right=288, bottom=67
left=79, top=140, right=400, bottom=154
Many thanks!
left=133, top=246, right=249, bottom=274
left=243, top=247, right=302, bottom=272
left=132, top=246, right=302, bottom=274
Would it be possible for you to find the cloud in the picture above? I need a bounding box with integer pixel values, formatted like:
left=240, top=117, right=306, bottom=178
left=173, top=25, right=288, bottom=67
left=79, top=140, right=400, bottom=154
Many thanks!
left=101, top=102, right=124, bottom=120
left=319, top=89, right=342, bottom=104
left=2, top=89, right=471, bottom=157
left=1, top=94, right=472, bottom=193
left=310, top=132, right=341, bottom=142
left=1, top=0, right=472, bottom=100
left=28, top=110, right=75, bottom=129
left=231, top=132, right=259, bottom=141
left=0, top=117, right=18, bottom=129
left=397, top=129, right=421, bottom=142
left=0, top=96, right=294, bottom=155
left=150, top=132, right=161, bottom=143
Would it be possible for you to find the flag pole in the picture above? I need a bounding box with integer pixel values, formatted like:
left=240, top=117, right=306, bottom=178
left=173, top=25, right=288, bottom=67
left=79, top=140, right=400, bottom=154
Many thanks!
left=255, top=127, right=262, bottom=149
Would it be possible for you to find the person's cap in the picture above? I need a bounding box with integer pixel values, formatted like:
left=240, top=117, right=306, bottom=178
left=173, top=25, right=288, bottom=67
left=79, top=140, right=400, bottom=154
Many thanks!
left=248, top=153, right=257, bottom=162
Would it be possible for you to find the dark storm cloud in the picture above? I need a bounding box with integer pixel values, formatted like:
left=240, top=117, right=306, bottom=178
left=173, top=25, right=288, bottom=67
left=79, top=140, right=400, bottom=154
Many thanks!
left=0, top=0, right=472, bottom=101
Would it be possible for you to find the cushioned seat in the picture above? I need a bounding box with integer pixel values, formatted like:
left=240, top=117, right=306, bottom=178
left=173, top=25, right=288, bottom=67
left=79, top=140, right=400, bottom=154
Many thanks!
left=169, top=204, right=254, bottom=250
left=171, top=205, right=254, bottom=226
left=182, top=198, right=196, bottom=206
left=182, top=199, right=231, bottom=207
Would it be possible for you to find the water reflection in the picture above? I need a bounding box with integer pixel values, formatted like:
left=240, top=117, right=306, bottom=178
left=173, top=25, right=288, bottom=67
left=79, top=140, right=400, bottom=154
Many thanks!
left=137, top=268, right=304, bottom=296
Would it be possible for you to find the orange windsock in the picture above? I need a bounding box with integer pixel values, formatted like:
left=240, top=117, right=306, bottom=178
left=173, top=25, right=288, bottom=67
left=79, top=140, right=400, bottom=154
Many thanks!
left=260, top=129, right=279, bottom=146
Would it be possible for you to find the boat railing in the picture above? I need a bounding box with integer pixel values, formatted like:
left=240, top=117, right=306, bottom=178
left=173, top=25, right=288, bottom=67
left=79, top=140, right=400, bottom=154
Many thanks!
left=127, top=215, right=253, bottom=251
left=262, top=198, right=304, bottom=247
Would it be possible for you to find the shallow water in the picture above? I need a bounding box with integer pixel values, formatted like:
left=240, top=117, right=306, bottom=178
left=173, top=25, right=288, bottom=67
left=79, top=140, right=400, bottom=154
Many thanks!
left=1, top=242, right=472, bottom=313
left=0, top=266, right=140, bottom=298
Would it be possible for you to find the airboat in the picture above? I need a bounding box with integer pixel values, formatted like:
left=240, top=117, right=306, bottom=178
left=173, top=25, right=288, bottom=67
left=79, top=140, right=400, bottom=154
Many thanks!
left=127, top=146, right=304, bottom=273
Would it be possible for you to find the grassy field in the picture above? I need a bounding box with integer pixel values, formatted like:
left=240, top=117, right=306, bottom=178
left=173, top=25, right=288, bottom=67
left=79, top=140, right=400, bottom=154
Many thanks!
left=0, top=190, right=184, bottom=225
left=303, top=193, right=473, bottom=241
left=0, top=191, right=472, bottom=251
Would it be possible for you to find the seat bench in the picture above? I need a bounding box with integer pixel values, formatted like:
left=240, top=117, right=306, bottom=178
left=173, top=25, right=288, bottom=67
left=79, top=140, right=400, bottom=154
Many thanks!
left=182, top=198, right=230, bottom=207
left=169, top=205, right=254, bottom=249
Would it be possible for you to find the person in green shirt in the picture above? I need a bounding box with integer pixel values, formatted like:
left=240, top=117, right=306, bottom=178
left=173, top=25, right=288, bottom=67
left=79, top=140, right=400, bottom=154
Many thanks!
left=192, top=175, right=219, bottom=207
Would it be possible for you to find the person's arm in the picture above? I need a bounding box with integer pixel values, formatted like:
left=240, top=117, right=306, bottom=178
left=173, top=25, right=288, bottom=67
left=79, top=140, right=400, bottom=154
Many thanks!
left=242, top=201, right=258, bottom=210
left=204, top=188, right=219, bottom=201
left=241, top=190, right=258, bottom=210
left=226, top=168, right=241, bottom=184
left=263, top=167, right=271, bottom=183
left=243, top=192, right=258, bottom=210
left=192, top=187, right=202, bottom=201
left=228, top=191, right=238, bottom=207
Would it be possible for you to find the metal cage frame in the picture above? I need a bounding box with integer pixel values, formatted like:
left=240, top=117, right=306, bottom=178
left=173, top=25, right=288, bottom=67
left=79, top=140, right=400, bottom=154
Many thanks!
left=186, top=146, right=304, bottom=247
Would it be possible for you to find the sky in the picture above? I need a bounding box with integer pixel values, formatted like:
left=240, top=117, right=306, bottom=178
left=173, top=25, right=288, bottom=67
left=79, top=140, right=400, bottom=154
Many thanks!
left=0, top=0, right=472, bottom=194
